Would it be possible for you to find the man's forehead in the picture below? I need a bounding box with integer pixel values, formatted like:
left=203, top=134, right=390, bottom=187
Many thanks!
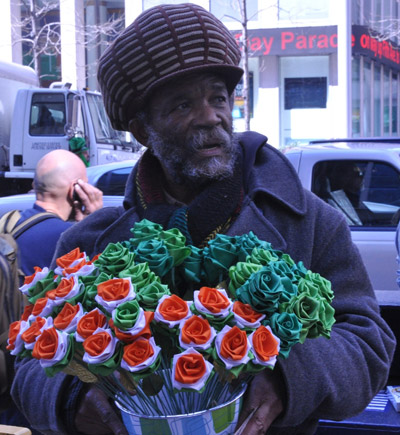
left=149, top=73, right=228, bottom=103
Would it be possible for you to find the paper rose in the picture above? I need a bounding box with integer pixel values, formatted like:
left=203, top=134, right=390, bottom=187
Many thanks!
left=154, top=294, right=192, bottom=328
left=248, top=325, right=280, bottom=368
left=121, top=337, right=161, bottom=373
left=231, top=301, right=266, bottom=329
left=179, top=315, right=216, bottom=351
left=82, top=327, right=119, bottom=364
left=172, top=348, right=214, bottom=391
left=32, top=326, right=72, bottom=369
left=214, top=325, right=251, bottom=370
left=95, top=277, right=136, bottom=313
left=19, top=266, right=50, bottom=295
left=53, top=302, right=84, bottom=333
left=193, top=287, right=233, bottom=318
left=75, top=308, right=107, bottom=342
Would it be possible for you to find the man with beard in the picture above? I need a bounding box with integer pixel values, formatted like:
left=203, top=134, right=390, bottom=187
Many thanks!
left=10, top=4, right=395, bottom=435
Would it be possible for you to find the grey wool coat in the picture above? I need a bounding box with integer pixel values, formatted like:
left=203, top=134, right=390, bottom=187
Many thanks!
left=11, top=131, right=396, bottom=434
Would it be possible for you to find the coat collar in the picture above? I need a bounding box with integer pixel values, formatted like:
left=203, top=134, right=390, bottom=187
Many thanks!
left=238, top=131, right=307, bottom=216
left=123, top=131, right=307, bottom=217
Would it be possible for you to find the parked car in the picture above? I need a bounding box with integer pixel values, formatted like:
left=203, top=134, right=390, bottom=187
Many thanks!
left=284, top=138, right=400, bottom=295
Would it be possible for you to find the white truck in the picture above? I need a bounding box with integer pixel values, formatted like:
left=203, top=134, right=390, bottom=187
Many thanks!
left=0, top=60, right=138, bottom=196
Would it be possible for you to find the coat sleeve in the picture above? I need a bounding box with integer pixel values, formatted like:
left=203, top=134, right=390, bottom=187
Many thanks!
left=11, top=357, right=83, bottom=435
left=274, top=205, right=396, bottom=428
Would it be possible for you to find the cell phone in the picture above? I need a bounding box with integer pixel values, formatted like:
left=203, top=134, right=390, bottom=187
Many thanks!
left=72, top=185, right=81, bottom=203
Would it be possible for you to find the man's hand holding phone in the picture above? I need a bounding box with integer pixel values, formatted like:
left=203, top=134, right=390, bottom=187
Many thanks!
left=72, top=179, right=103, bottom=222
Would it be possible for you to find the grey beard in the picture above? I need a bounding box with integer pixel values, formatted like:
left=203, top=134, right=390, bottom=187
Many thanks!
left=146, top=126, right=239, bottom=186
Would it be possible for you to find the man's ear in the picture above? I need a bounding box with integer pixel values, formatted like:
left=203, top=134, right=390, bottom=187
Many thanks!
left=128, top=118, right=149, bottom=147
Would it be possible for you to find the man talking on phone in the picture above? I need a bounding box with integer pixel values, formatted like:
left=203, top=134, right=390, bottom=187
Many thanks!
left=7, top=149, right=103, bottom=276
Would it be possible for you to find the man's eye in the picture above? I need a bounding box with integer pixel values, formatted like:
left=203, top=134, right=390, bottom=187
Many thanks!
left=214, top=96, right=227, bottom=104
left=176, top=102, right=190, bottom=111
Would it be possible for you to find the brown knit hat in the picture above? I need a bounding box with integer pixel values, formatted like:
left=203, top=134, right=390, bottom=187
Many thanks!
left=97, top=3, right=243, bottom=131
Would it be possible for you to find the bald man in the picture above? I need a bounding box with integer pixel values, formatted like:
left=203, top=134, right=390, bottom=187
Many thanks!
left=15, top=149, right=103, bottom=275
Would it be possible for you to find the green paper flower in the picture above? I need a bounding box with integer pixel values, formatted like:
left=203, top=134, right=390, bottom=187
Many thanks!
left=119, top=262, right=161, bottom=290
left=160, top=228, right=192, bottom=266
left=28, top=273, right=58, bottom=304
left=113, top=299, right=142, bottom=330
left=247, top=247, right=280, bottom=266
left=301, top=271, right=334, bottom=302
left=236, top=231, right=272, bottom=262
left=129, top=219, right=164, bottom=246
left=94, top=242, right=135, bottom=275
left=266, top=312, right=302, bottom=358
left=181, top=246, right=204, bottom=284
left=235, top=266, right=287, bottom=315
left=134, top=240, right=174, bottom=278
left=228, top=262, right=263, bottom=294
left=203, top=234, right=240, bottom=285
left=136, top=281, right=171, bottom=310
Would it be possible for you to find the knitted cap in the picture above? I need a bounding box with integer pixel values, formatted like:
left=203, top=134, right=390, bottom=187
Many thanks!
left=97, top=3, right=243, bottom=131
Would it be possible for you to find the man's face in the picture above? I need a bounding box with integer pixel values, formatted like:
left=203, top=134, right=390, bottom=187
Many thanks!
left=143, top=73, right=238, bottom=185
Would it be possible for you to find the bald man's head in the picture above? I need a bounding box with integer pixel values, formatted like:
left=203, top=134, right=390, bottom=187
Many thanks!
left=33, top=150, right=87, bottom=197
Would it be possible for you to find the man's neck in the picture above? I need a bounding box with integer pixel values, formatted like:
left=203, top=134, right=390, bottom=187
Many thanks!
left=35, top=200, right=65, bottom=220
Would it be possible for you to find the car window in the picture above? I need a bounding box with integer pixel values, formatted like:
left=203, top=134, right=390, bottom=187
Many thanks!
left=95, top=167, right=132, bottom=195
left=312, top=159, right=400, bottom=227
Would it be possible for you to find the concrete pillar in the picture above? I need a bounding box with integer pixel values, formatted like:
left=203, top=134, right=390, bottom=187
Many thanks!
left=60, top=0, right=86, bottom=89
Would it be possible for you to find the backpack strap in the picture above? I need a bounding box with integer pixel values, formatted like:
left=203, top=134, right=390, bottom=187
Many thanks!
left=12, top=212, right=58, bottom=239
left=0, top=210, right=58, bottom=239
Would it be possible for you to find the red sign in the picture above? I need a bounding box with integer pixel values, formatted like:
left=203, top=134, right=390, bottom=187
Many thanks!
left=352, top=25, right=400, bottom=70
left=232, top=26, right=338, bottom=56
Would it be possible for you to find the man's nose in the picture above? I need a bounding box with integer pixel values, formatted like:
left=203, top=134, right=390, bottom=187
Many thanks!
left=193, top=103, right=221, bottom=127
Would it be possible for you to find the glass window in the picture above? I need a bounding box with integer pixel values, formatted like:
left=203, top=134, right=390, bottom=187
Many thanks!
left=312, top=159, right=400, bottom=227
left=383, top=67, right=390, bottom=135
left=29, top=92, right=66, bottom=136
left=362, top=58, right=372, bottom=136
left=373, top=63, right=381, bottom=136
left=284, top=77, right=327, bottom=109
left=96, top=167, right=132, bottom=195
left=352, top=57, right=361, bottom=136
left=211, top=0, right=258, bottom=21
left=278, top=0, right=329, bottom=20
left=392, top=73, right=398, bottom=134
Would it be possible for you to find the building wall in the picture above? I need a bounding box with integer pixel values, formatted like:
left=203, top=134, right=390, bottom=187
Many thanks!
left=2, top=0, right=400, bottom=147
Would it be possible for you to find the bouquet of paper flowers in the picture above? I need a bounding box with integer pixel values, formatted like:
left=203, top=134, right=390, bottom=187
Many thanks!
left=7, top=219, right=335, bottom=424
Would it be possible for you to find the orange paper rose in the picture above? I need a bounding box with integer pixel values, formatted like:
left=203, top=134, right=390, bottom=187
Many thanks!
left=251, top=325, right=279, bottom=365
left=181, top=315, right=212, bottom=345
left=158, top=294, right=189, bottom=321
left=56, top=247, right=84, bottom=269
left=233, top=301, right=264, bottom=324
left=123, top=337, right=154, bottom=367
left=174, top=351, right=207, bottom=384
left=32, top=297, right=51, bottom=317
left=76, top=309, right=107, bottom=341
left=197, top=287, right=230, bottom=313
left=97, top=278, right=131, bottom=301
left=220, top=326, right=248, bottom=360
left=7, top=321, right=22, bottom=351
left=20, top=304, right=34, bottom=321
left=54, top=302, right=82, bottom=331
left=32, top=327, right=58, bottom=360
left=47, top=277, right=75, bottom=300
left=24, top=266, right=43, bottom=285
left=21, top=317, right=46, bottom=344
left=83, top=330, right=112, bottom=357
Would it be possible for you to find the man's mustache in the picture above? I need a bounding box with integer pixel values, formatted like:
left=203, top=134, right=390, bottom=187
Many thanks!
left=189, top=127, right=232, bottom=151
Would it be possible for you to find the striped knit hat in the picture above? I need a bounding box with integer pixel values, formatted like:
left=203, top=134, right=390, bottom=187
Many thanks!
left=97, top=3, right=243, bottom=131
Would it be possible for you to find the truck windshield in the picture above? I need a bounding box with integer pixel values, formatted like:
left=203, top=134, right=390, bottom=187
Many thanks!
left=86, top=92, right=135, bottom=148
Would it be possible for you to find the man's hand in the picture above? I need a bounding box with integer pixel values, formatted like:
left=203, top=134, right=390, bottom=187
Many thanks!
left=74, top=385, right=129, bottom=435
left=235, top=369, right=284, bottom=435
left=73, top=178, right=103, bottom=221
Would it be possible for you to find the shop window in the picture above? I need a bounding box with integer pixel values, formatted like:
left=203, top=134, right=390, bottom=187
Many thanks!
left=392, top=74, right=398, bottom=134
left=311, top=159, right=400, bottom=227
left=278, top=0, right=329, bottom=20
left=210, top=0, right=258, bottom=21
left=284, top=77, right=327, bottom=110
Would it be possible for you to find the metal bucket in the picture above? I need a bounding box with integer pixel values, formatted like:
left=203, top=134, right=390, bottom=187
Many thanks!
left=115, top=382, right=247, bottom=435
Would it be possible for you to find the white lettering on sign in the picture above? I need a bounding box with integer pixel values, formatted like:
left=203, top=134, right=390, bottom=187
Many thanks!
left=32, top=143, right=62, bottom=150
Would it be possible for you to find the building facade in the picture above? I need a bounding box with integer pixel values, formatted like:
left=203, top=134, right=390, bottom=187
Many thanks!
left=1, top=0, right=400, bottom=148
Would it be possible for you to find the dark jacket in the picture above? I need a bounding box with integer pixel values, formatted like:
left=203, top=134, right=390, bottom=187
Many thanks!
left=16, top=204, right=72, bottom=276
left=11, top=132, right=396, bottom=434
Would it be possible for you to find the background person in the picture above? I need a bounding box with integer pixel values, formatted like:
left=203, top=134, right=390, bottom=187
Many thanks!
left=11, top=4, right=395, bottom=435
left=13, top=149, right=103, bottom=276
